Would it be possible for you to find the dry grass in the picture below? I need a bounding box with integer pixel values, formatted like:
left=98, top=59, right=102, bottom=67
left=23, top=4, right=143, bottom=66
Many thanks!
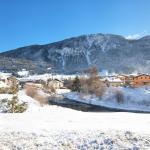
left=25, top=85, right=48, bottom=105
left=24, top=85, right=37, bottom=98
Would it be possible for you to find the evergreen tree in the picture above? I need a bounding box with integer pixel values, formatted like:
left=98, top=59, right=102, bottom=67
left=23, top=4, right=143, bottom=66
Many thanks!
left=71, top=76, right=81, bottom=92
left=8, top=95, right=27, bottom=113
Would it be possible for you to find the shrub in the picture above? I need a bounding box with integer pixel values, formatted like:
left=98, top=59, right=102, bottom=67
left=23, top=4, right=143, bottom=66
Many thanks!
left=115, top=90, right=124, bottom=103
left=25, top=85, right=38, bottom=98
left=25, top=85, right=48, bottom=105
left=7, top=95, right=27, bottom=113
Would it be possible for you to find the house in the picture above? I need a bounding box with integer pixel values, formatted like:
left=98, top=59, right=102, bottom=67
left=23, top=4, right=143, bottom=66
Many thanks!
left=6, top=76, right=19, bottom=87
left=0, top=81, right=9, bottom=94
left=0, top=75, right=19, bottom=88
left=118, top=75, right=134, bottom=86
left=132, top=74, right=150, bottom=87
left=47, top=79, right=63, bottom=89
left=0, top=76, right=19, bottom=94
left=104, top=77, right=124, bottom=87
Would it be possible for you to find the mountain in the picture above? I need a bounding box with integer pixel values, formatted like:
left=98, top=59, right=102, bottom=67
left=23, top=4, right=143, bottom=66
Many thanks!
left=0, top=33, right=150, bottom=73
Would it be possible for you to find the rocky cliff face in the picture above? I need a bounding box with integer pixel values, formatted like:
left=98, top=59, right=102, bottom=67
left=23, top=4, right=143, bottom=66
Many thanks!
left=0, top=33, right=150, bottom=73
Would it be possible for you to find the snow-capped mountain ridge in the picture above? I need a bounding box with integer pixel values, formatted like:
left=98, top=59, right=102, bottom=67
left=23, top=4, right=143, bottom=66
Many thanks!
left=0, top=33, right=150, bottom=73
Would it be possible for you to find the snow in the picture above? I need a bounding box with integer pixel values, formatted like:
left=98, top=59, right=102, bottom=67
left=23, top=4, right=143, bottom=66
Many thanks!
left=1, top=107, right=150, bottom=133
left=0, top=103, right=150, bottom=149
left=64, top=87, right=150, bottom=112
left=0, top=81, right=9, bottom=88
left=0, top=89, right=150, bottom=133
left=0, top=88, right=150, bottom=149
left=0, top=77, right=150, bottom=149
left=0, top=94, right=12, bottom=100
left=105, top=77, right=123, bottom=82
left=0, top=72, right=11, bottom=79
left=0, top=88, right=150, bottom=133
left=18, top=73, right=83, bottom=82
left=17, top=69, right=29, bottom=77
left=1, top=130, right=150, bottom=149
left=84, top=50, right=91, bottom=65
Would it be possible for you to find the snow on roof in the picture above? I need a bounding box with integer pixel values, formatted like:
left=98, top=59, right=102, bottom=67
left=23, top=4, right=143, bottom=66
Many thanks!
left=17, top=70, right=29, bottom=77
left=0, top=81, right=9, bottom=88
left=0, top=72, right=11, bottom=80
left=106, top=77, right=123, bottom=82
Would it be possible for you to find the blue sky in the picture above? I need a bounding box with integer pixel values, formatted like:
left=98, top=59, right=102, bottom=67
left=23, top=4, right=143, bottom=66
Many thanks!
left=0, top=0, right=150, bottom=52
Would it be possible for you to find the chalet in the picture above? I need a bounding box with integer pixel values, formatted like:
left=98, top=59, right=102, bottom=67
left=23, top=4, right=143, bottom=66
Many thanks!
left=118, top=75, right=134, bottom=86
left=104, top=77, right=124, bottom=87
left=47, top=79, right=63, bottom=89
left=132, top=74, right=150, bottom=87
left=6, top=76, right=19, bottom=87
left=0, top=76, right=19, bottom=94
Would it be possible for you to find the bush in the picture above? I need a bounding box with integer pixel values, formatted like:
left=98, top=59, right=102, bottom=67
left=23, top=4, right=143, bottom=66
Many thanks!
left=25, top=85, right=38, bottom=98
left=25, top=85, right=48, bottom=105
left=115, top=90, right=124, bottom=103
left=7, top=95, right=27, bottom=113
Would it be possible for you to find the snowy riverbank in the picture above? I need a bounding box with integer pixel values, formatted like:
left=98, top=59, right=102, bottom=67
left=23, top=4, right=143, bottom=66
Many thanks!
left=64, top=87, right=150, bottom=112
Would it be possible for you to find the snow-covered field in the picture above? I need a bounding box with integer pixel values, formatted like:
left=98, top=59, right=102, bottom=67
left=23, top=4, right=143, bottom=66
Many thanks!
left=1, top=130, right=150, bottom=149
left=0, top=88, right=150, bottom=149
left=1, top=105, right=150, bottom=149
